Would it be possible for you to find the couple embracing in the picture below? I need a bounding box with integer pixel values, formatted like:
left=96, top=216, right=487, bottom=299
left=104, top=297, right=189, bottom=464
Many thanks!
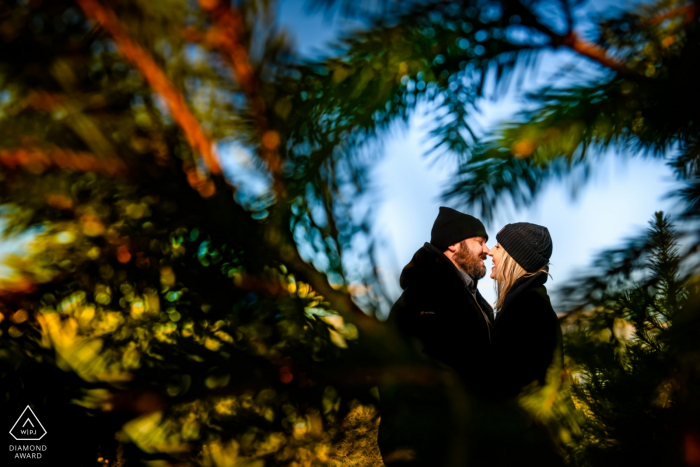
left=379, top=207, right=564, bottom=467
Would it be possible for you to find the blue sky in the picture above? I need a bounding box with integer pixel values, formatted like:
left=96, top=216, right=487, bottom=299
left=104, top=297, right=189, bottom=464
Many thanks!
left=276, top=0, right=679, bottom=310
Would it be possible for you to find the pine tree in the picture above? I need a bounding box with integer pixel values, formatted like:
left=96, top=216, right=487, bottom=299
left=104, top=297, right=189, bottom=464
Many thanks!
left=561, top=213, right=699, bottom=466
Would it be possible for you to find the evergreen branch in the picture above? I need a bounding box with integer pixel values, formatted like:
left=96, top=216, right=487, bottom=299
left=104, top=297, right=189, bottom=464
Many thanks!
left=73, top=1, right=374, bottom=326
left=557, top=31, right=634, bottom=75
left=270, top=221, right=380, bottom=330
left=321, top=157, right=347, bottom=276
left=192, top=4, right=374, bottom=320
left=443, top=156, right=555, bottom=223
left=559, top=0, right=575, bottom=33
left=643, top=4, right=699, bottom=26
left=76, top=0, right=222, bottom=178
left=197, top=0, right=285, bottom=195
left=555, top=232, right=651, bottom=314
left=19, top=88, right=119, bottom=162
left=670, top=179, right=700, bottom=219
left=301, top=184, right=346, bottom=281
left=0, top=147, right=126, bottom=176
left=442, top=78, right=669, bottom=221
left=510, top=0, right=635, bottom=75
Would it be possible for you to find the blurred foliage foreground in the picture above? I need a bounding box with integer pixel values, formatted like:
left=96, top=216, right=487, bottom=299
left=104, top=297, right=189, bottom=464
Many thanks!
left=1, top=0, right=700, bottom=466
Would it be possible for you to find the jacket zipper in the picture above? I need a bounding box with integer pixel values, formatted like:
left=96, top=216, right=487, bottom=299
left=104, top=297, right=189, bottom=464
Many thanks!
left=470, top=292, right=491, bottom=342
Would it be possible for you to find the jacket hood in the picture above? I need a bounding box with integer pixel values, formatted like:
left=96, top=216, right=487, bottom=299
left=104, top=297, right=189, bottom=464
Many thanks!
left=399, top=242, right=477, bottom=293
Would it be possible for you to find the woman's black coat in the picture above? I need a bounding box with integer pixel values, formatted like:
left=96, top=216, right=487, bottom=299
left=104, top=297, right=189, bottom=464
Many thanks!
left=490, top=271, right=563, bottom=398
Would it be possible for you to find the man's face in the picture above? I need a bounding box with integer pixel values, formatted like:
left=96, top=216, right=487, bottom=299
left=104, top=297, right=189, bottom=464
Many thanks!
left=453, top=236, right=489, bottom=280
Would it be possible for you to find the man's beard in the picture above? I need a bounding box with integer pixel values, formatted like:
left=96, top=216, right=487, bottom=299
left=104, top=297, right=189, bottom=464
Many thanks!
left=454, top=243, right=486, bottom=280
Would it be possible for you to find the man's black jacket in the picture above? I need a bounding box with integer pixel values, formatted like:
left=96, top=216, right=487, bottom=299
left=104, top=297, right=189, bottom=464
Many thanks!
left=378, top=243, right=494, bottom=466
left=389, top=242, right=494, bottom=387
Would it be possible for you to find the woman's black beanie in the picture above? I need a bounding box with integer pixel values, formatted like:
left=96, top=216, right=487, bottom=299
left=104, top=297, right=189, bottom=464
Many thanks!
left=497, top=222, right=552, bottom=272
left=430, top=207, right=488, bottom=251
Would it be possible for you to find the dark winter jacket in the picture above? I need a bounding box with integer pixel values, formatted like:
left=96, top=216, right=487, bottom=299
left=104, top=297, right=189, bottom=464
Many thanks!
left=378, top=243, right=493, bottom=466
left=390, top=242, right=494, bottom=387
left=490, top=271, right=563, bottom=399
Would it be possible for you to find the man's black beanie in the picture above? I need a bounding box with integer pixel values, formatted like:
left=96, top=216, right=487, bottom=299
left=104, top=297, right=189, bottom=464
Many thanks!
left=430, top=207, right=488, bottom=251
left=496, top=222, right=552, bottom=272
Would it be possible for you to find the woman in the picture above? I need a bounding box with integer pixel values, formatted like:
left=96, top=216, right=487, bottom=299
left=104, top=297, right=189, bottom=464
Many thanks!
left=488, top=222, right=563, bottom=398
left=466, top=223, right=565, bottom=467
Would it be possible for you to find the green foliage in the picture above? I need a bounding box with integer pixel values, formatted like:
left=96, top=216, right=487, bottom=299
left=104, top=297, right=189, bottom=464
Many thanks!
left=0, top=165, right=373, bottom=464
left=0, top=0, right=383, bottom=464
left=444, top=0, right=700, bottom=223
left=561, top=213, right=699, bottom=466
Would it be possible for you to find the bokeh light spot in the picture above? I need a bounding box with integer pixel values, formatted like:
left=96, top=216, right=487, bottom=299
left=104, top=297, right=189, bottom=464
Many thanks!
left=11, top=309, right=28, bottom=324
left=262, top=130, right=280, bottom=150
left=279, top=366, right=293, bottom=384
left=511, top=139, right=535, bottom=158
left=117, top=246, right=131, bottom=263
left=56, top=231, right=75, bottom=244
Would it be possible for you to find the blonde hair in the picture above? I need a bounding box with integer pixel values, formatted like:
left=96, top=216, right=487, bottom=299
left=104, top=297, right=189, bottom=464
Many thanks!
left=494, top=249, right=550, bottom=311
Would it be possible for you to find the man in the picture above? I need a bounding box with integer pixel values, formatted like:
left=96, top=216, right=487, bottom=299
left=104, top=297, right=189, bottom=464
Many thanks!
left=378, top=207, right=493, bottom=466
left=391, top=206, right=493, bottom=383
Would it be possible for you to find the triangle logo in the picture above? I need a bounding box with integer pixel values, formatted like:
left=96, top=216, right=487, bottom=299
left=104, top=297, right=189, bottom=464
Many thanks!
left=9, top=406, right=47, bottom=441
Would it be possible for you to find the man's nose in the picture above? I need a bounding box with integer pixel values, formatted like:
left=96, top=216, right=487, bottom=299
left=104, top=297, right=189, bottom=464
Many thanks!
left=484, top=245, right=491, bottom=256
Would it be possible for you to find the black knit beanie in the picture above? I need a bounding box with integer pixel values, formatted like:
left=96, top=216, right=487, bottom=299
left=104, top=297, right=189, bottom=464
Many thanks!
left=430, top=207, right=488, bottom=251
left=496, top=222, right=552, bottom=272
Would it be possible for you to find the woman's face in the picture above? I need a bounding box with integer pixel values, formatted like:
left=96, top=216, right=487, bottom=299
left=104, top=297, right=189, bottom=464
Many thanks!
left=488, top=242, right=505, bottom=279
